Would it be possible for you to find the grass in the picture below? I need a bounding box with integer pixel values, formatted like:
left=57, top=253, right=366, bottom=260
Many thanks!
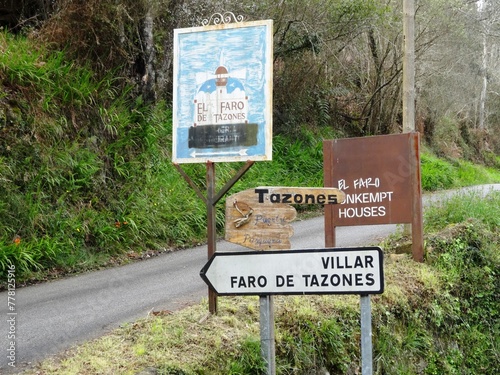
left=1, top=30, right=500, bottom=285
left=1, top=29, right=499, bottom=374
left=420, top=152, right=500, bottom=191
left=17, top=190, right=500, bottom=374
left=424, top=189, right=500, bottom=232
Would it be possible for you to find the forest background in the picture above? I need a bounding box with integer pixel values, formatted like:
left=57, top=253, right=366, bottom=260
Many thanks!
left=1, top=0, right=500, bottom=282
left=1, top=1, right=500, bottom=374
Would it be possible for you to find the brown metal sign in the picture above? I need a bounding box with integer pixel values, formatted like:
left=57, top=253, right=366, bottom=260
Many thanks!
left=323, top=132, right=423, bottom=261
left=324, top=133, right=418, bottom=226
left=225, top=187, right=345, bottom=250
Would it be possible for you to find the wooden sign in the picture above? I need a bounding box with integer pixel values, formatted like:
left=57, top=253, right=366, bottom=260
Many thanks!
left=324, top=134, right=419, bottom=226
left=225, top=187, right=345, bottom=250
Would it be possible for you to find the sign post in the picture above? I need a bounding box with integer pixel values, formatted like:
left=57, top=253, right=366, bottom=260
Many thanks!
left=201, top=247, right=384, bottom=375
left=324, top=133, right=422, bottom=374
left=361, top=295, right=373, bottom=375
left=172, top=15, right=273, bottom=314
left=323, top=133, right=423, bottom=261
left=260, top=295, right=275, bottom=375
left=223, top=186, right=345, bottom=374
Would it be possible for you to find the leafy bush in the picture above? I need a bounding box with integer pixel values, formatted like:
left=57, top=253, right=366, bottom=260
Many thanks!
left=424, top=220, right=499, bottom=374
left=420, top=151, right=500, bottom=191
left=420, top=153, right=455, bottom=191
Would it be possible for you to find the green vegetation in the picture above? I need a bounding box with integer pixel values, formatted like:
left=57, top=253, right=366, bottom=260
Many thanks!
left=1, top=31, right=194, bottom=282
left=1, top=9, right=499, bottom=374
left=421, top=152, right=500, bottom=191
left=19, top=191, right=500, bottom=374
left=1, top=31, right=500, bottom=286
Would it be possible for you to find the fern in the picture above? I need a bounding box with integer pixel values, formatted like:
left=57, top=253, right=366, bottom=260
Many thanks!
left=316, top=95, right=331, bottom=126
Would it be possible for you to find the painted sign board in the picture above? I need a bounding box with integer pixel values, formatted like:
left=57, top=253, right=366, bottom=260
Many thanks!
left=200, top=247, right=384, bottom=295
left=225, top=187, right=345, bottom=250
left=172, top=20, right=273, bottom=163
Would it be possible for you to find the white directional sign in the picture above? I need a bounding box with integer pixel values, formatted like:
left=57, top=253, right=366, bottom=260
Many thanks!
left=200, top=247, right=384, bottom=295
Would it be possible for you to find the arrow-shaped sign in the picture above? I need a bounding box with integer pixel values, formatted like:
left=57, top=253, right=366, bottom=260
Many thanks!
left=200, top=247, right=384, bottom=296
left=225, top=187, right=345, bottom=250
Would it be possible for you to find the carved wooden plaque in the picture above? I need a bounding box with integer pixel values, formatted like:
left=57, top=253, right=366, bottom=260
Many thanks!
left=225, top=187, right=345, bottom=250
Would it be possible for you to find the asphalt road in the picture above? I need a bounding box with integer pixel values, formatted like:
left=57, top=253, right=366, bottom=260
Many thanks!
left=1, top=184, right=499, bottom=373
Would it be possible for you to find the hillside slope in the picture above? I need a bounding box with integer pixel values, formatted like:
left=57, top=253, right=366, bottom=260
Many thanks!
left=15, top=191, right=500, bottom=374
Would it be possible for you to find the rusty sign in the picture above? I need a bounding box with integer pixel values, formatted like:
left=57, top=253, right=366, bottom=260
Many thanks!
left=225, top=187, right=345, bottom=250
left=323, top=132, right=423, bottom=262
left=323, top=133, right=420, bottom=226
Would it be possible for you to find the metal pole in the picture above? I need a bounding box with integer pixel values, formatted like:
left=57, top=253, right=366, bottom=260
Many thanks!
left=260, top=295, right=276, bottom=375
left=360, top=295, right=373, bottom=375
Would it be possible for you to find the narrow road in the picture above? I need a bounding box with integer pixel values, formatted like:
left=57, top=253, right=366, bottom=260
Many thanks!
left=1, top=184, right=498, bottom=373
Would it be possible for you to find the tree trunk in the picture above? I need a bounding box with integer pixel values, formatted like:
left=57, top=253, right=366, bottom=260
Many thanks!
left=140, top=4, right=156, bottom=103
left=157, top=0, right=185, bottom=101
left=478, top=27, right=488, bottom=129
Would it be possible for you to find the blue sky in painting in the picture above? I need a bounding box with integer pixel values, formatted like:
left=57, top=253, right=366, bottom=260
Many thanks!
left=198, top=78, right=245, bottom=94
left=176, top=25, right=268, bottom=128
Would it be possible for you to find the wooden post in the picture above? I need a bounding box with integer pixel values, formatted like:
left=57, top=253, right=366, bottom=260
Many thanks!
left=174, top=161, right=255, bottom=314
left=323, top=141, right=336, bottom=248
left=410, top=133, right=424, bottom=262
left=403, top=0, right=415, bottom=133
left=206, top=162, right=218, bottom=313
